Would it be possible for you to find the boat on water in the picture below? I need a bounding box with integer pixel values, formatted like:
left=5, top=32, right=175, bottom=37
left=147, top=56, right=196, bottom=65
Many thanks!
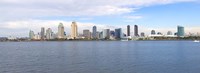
left=193, top=40, right=200, bottom=42
left=121, top=38, right=129, bottom=41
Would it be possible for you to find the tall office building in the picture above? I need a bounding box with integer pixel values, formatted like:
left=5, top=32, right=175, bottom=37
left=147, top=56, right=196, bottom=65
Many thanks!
left=46, top=28, right=53, bottom=40
left=92, top=26, right=97, bottom=39
left=151, top=30, right=156, bottom=35
left=103, top=29, right=110, bottom=39
left=127, top=25, right=130, bottom=36
left=115, top=28, right=123, bottom=39
left=134, top=25, right=139, bottom=36
left=58, top=23, right=65, bottom=39
left=41, top=27, right=45, bottom=40
left=71, top=21, right=78, bottom=39
left=29, top=30, right=35, bottom=39
left=96, top=32, right=100, bottom=39
left=99, top=32, right=103, bottom=39
left=110, top=31, right=115, bottom=37
left=177, top=26, right=185, bottom=37
left=83, top=30, right=91, bottom=39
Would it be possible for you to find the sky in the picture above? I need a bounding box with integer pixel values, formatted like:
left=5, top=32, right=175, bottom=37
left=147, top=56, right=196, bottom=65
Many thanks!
left=0, top=0, right=200, bottom=37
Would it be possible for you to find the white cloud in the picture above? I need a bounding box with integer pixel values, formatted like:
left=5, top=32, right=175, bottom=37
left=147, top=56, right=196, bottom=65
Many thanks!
left=0, top=0, right=195, bottom=20
left=0, top=0, right=197, bottom=36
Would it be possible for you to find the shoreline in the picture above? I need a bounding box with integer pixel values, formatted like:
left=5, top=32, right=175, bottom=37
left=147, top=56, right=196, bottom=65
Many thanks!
left=0, top=39, right=196, bottom=42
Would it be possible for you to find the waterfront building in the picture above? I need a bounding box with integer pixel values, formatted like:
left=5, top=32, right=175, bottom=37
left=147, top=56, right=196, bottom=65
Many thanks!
left=127, top=25, right=130, bottom=36
left=34, top=33, right=41, bottom=40
left=103, top=29, right=110, bottom=39
left=92, top=26, right=97, bottom=39
left=141, top=32, right=145, bottom=37
left=177, top=26, right=185, bottom=37
left=110, top=31, right=115, bottom=37
left=29, top=30, right=35, bottom=39
left=83, top=29, right=91, bottom=39
left=134, top=25, right=139, bottom=36
left=46, top=28, right=53, bottom=40
left=157, top=32, right=162, bottom=35
left=96, top=32, right=100, bottom=39
left=115, top=28, right=123, bottom=39
left=167, top=31, right=173, bottom=35
left=40, top=27, right=45, bottom=39
left=71, top=21, right=78, bottom=39
left=99, top=31, right=103, bottom=39
left=58, top=23, right=65, bottom=39
left=151, top=30, right=156, bottom=35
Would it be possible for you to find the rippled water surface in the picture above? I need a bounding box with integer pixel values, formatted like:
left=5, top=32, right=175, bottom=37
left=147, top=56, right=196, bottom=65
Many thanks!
left=0, top=41, right=200, bottom=73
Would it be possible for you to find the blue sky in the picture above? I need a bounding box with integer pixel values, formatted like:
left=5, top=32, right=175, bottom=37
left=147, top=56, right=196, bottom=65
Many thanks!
left=0, top=0, right=199, bottom=37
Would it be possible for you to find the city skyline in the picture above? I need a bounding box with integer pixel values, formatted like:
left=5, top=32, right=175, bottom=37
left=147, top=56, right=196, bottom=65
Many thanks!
left=27, top=22, right=192, bottom=41
left=0, top=0, right=200, bottom=37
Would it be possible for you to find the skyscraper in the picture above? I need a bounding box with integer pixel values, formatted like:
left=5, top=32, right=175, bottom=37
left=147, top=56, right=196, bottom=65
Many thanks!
left=115, top=28, right=123, bottom=39
left=127, top=25, right=130, bottom=36
left=58, top=23, right=65, bottom=39
left=110, top=31, right=115, bottom=37
left=71, top=21, right=78, bottom=39
left=29, top=30, right=35, bottom=39
left=92, top=26, right=97, bottom=39
left=41, top=27, right=45, bottom=40
left=103, top=29, right=110, bottom=39
left=134, top=25, right=139, bottom=36
left=46, top=28, right=53, bottom=40
left=177, top=26, right=185, bottom=37
left=83, top=30, right=91, bottom=39
left=151, top=30, right=156, bottom=35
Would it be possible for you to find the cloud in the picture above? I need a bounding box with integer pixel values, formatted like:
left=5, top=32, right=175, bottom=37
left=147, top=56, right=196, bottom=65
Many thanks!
left=0, top=0, right=195, bottom=21
left=0, top=0, right=197, bottom=37
left=123, top=15, right=143, bottom=22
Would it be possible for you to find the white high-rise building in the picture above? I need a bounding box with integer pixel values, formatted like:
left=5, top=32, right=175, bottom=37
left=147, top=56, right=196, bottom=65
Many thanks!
left=71, top=21, right=78, bottom=39
left=58, top=23, right=65, bottom=39
left=103, top=29, right=110, bottom=39
left=46, top=28, right=53, bottom=40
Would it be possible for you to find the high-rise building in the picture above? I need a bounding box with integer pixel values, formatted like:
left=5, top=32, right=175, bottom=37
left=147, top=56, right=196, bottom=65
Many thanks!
left=141, top=32, right=145, bottom=37
left=151, top=30, right=156, bottom=35
left=134, top=25, right=139, bottom=36
left=46, top=28, right=53, bottom=40
left=177, top=26, right=185, bottom=37
left=92, top=26, right=97, bottom=39
left=103, top=29, right=110, bottom=39
left=127, top=25, right=130, bottom=36
left=115, top=28, right=123, bottom=39
left=167, top=31, right=173, bottom=35
left=41, top=27, right=45, bottom=40
left=29, top=30, right=35, bottom=39
left=83, top=29, right=91, bottom=39
left=110, top=31, right=115, bottom=37
left=96, top=32, right=100, bottom=39
left=58, top=23, right=65, bottom=39
left=99, top=31, right=103, bottom=39
left=71, top=21, right=78, bottom=39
